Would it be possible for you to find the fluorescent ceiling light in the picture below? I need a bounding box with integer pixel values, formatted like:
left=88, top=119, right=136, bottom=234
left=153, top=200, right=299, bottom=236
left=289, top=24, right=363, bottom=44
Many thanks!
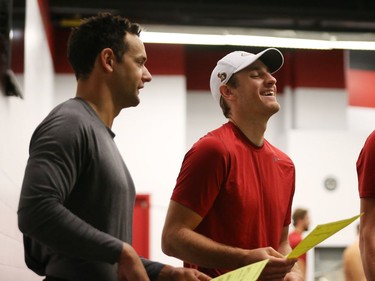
left=141, top=25, right=375, bottom=50
left=141, top=32, right=333, bottom=50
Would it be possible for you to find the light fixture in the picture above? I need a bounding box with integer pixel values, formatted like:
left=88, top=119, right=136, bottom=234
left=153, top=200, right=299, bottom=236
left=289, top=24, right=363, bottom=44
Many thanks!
left=141, top=25, right=375, bottom=51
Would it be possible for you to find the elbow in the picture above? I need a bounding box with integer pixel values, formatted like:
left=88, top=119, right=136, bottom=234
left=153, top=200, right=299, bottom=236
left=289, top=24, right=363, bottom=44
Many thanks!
left=17, top=211, right=28, bottom=234
left=18, top=208, right=31, bottom=234
left=18, top=202, right=38, bottom=235
left=161, top=228, right=177, bottom=257
left=17, top=194, right=36, bottom=235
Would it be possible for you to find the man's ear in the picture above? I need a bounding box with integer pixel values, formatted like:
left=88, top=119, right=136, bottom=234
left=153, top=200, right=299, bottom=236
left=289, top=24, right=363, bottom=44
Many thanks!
left=219, top=84, right=234, bottom=101
left=99, top=48, right=115, bottom=72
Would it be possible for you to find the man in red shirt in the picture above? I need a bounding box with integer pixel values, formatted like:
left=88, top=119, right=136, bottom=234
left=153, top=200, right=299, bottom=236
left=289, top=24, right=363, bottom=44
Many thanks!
left=288, top=208, right=310, bottom=279
left=162, top=49, right=302, bottom=281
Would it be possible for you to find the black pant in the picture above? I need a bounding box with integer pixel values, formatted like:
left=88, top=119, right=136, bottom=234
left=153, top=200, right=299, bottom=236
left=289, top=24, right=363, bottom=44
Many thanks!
left=44, top=277, right=68, bottom=281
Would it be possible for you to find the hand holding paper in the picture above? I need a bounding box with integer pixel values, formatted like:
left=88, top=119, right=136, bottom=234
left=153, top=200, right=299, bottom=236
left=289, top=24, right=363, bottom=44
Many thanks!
left=211, top=214, right=362, bottom=281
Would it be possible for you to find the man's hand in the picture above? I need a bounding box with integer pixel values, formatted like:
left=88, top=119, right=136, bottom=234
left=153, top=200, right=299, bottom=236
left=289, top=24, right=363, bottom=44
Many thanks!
left=243, top=247, right=297, bottom=281
left=158, top=265, right=212, bottom=281
left=118, top=243, right=150, bottom=281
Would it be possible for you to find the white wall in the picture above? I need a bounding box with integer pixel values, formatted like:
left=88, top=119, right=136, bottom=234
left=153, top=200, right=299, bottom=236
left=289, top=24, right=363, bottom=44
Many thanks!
left=348, top=106, right=375, bottom=133
left=0, top=0, right=54, bottom=280
left=294, top=88, right=348, bottom=130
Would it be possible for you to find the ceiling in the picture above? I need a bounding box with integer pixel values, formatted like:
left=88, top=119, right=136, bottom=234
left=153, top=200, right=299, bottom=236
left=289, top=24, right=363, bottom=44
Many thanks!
left=11, top=0, right=375, bottom=33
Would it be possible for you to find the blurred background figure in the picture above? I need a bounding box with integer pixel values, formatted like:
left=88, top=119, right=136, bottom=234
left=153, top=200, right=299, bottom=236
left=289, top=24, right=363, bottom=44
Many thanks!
left=288, top=208, right=310, bottom=279
left=342, top=224, right=366, bottom=281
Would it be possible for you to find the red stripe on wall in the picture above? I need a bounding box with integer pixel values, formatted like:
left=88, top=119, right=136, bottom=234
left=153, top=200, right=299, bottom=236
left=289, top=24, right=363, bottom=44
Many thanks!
left=145, top=44, right=185, bottom=75
left=186, top=49, right=227, bottom=91
left=185, top=49, right=345, bottom=92
left=37, top=0, right=54, bottom=62
left=54, top=28, right=72, bottom=73
left=347, top=69, right=375, bottom=108
left=291, top=50, right=345, bottom=89
left=11, top=31, right=24, bottom=73
left=272, top=51, right=290, bottom=94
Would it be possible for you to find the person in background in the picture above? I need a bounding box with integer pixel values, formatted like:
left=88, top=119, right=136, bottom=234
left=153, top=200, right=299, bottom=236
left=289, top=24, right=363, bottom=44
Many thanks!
left=161, top=48, right=303, bottom=280
left=17, top=13, right=211, bottom=281
left=357, top=130, right=375, bottom=281
left=288, top=208, right=310, bottom=279
left=342, top=224, right=366, bottom=281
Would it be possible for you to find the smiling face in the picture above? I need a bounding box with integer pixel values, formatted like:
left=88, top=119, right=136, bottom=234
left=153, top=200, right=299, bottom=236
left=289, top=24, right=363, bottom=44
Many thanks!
left=225, top=59, right=280, bottom=120
left=111, top=33, right=152, bottom=110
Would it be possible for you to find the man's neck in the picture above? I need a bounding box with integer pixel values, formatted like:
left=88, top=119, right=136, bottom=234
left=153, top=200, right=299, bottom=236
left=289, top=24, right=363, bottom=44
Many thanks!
left=229, top=117, right=267, bottom=147
left=76, top=81, right=117, bottom=128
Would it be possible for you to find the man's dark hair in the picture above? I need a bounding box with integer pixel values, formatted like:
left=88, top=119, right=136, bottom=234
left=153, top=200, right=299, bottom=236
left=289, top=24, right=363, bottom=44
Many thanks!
left=67, top=13, right=141, bottom=80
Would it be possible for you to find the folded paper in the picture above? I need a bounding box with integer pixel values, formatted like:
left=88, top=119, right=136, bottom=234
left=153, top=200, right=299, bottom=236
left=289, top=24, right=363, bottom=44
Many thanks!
left=211, top=213, right=362, bottom=281
left=212, top=259, right=269, bottom=281
left=287, top=213, right=362, bottom=259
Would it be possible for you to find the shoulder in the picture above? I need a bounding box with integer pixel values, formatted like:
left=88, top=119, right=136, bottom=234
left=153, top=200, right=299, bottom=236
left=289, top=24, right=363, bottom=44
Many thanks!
left=362, top=130, right=375, bottom=153
left=37, top=99, right=99, bottom=133
left=30, top=99, right=101, bottom=149
left=343, top=241, right=360, bottom=262
left=185, top=136, right=227, bottom=167
left=49, top=98, right=95, bottom=123
left=343, top=242, right=354, bottom=253
left=367, top=130, right=375, bottom=142
left=189, top=126, right=232, bottom=157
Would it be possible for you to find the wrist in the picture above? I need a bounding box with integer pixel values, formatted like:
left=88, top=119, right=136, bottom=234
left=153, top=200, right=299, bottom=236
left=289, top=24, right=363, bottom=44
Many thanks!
left=157, top=265, right=174, bottom=281
left=119, top=243, right=136, bottom=265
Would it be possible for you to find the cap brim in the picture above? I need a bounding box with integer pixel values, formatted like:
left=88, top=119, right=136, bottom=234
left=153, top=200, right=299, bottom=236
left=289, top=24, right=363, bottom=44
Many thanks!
left=257, top=48, right=284, bottom=74
left=233, top=48, right=284, bottom=75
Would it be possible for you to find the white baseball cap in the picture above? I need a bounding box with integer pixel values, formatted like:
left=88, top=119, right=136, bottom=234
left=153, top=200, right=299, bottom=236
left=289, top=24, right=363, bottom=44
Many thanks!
left=209, top=48, right=284, bottom=103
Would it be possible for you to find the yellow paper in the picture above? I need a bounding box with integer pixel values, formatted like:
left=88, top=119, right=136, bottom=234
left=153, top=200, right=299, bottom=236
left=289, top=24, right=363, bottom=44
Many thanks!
left=287, top=213, right=362, bottom=259
left=210, top=214, right=361, bottom=281
left=212, top=259, right=269, bottom=281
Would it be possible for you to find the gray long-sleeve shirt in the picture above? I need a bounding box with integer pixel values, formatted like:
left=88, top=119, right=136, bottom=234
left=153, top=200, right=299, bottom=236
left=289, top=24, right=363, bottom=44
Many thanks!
left=18, top=97, right=163, bottom=281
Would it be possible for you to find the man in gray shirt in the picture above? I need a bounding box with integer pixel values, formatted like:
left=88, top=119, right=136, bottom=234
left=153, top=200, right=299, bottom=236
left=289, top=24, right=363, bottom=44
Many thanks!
left=17, top=12, right=211, bottom=281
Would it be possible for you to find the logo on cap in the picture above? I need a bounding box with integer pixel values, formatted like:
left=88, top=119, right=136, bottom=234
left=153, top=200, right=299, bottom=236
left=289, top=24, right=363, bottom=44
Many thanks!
left=217, top=72, right=227, bottom=82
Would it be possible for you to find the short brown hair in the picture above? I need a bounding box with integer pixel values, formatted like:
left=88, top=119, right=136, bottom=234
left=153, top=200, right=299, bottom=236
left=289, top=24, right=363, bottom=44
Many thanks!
left=67, top=13, right=141, bottom=80
left=292, top=208, right=308, bottom=227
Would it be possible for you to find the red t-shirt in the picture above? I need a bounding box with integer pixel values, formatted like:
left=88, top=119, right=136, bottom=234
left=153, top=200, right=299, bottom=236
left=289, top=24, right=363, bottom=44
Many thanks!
left=288, top=231, right=306, bottom=263
left=171, top=122, right=295, bottom=277
left=357, top=130, right=375, bottom=198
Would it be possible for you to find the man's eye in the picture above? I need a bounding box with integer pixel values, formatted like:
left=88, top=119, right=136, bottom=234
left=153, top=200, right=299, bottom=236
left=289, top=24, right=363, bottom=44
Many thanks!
left=136, top=59, right=146, bottom=65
